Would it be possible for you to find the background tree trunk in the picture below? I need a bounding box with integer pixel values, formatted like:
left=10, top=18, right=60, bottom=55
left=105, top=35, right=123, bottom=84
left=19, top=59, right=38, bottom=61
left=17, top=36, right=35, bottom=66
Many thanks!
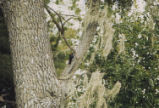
left=1, top=0, right=61, bottom=107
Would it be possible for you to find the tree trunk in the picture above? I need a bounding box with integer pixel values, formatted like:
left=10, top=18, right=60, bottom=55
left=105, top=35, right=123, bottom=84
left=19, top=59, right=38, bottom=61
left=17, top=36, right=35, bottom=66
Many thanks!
left=1, top=0, right=61, bottom=107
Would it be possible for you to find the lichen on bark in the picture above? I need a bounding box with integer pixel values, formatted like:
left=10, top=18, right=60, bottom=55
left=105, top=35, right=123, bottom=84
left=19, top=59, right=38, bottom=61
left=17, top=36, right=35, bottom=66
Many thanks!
left=1, top=0, right=62, bottom=107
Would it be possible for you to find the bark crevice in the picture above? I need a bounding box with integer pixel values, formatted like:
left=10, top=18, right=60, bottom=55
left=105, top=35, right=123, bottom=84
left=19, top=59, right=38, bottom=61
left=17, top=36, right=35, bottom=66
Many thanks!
left=1, top=0, right=62, bottom=107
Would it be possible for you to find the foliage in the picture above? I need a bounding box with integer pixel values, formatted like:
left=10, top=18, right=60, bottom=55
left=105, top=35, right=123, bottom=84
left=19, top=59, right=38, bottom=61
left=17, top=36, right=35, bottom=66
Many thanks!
left=86, top=10, right=159, bottom=107
left=48, top=1, right=159, bottom=107
left=48, top=23, right=79, bottom=76
left=104, top=0, right=133, bottom=11
left=44, top=0, right=50, bottom=5
left=1, top=0, right=159, bottom=108
left=66, top=71, right=121, bottom=108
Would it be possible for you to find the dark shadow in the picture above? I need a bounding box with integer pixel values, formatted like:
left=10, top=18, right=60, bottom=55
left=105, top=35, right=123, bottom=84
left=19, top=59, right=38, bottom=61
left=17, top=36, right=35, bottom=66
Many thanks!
left=0, top=7, right=16, bottom=108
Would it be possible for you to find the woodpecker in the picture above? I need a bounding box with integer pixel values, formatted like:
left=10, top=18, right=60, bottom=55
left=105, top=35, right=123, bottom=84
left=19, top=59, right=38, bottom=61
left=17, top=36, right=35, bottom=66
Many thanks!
left=69, top=52, right=74, bottom=64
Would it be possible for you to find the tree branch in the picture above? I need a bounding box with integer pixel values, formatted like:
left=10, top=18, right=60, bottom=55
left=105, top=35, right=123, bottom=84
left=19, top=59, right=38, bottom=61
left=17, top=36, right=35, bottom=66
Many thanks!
left=46, top=6, right=64, bottom=26
left=59, top=22, right=98, bottom=80
left=46, top=4, right=100, bottom=80
left=61, top=13, right=79, bottom=17
left=46, top=6, right=80, bottom=25
left=61, top=33, right=76, bottom=54
left=59, top=0, right=101, bottom=80
left=63, top=16, right=76, bottom=26
left=45, top=6, right=62, bottom=32
left=45, top=6, right=76, bottom=54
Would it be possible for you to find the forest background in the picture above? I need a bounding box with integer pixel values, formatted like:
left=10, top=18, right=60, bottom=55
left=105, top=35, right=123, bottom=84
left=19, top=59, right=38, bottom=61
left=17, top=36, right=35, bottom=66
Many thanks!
left=0, top=0, right=159, bottom=107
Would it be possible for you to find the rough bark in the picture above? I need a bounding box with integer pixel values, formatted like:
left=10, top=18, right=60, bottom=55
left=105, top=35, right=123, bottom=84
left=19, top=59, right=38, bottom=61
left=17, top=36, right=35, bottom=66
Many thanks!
left=58, top=2, right=100, bottom=107
left=1, top=0, right=61, bottom=107
left=60, top=22, right=98, bottom=79
left=59, top=0, right=100, bottom=80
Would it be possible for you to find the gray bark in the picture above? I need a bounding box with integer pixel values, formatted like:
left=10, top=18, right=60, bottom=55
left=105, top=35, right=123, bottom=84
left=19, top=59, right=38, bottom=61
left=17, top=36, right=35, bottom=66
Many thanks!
left=61, top=22, right=98, bottom=79
left=59, top=2, right=100, bottom=107
left=60, top=0, right=100, bottom=79
left=1, top=0, right=61, bottom=107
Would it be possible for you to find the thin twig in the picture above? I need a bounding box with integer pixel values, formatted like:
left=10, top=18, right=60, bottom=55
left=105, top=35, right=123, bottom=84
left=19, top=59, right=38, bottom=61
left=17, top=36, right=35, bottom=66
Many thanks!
left=45, top=6, right=62, bottom=32
left=61, top=34, right=76, bottom=54
left=63, top=16, right=75, bottom=26
left=61, top=13, right=79, bottom=17
left=45, top=6, right=76, bottom=54
left=47, top=6, right=64, bottom=26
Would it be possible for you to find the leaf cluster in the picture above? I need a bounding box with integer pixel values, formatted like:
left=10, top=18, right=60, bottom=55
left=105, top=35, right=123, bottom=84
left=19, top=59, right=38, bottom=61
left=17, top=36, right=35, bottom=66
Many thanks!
left=86, top=12, right=159, bottom=107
